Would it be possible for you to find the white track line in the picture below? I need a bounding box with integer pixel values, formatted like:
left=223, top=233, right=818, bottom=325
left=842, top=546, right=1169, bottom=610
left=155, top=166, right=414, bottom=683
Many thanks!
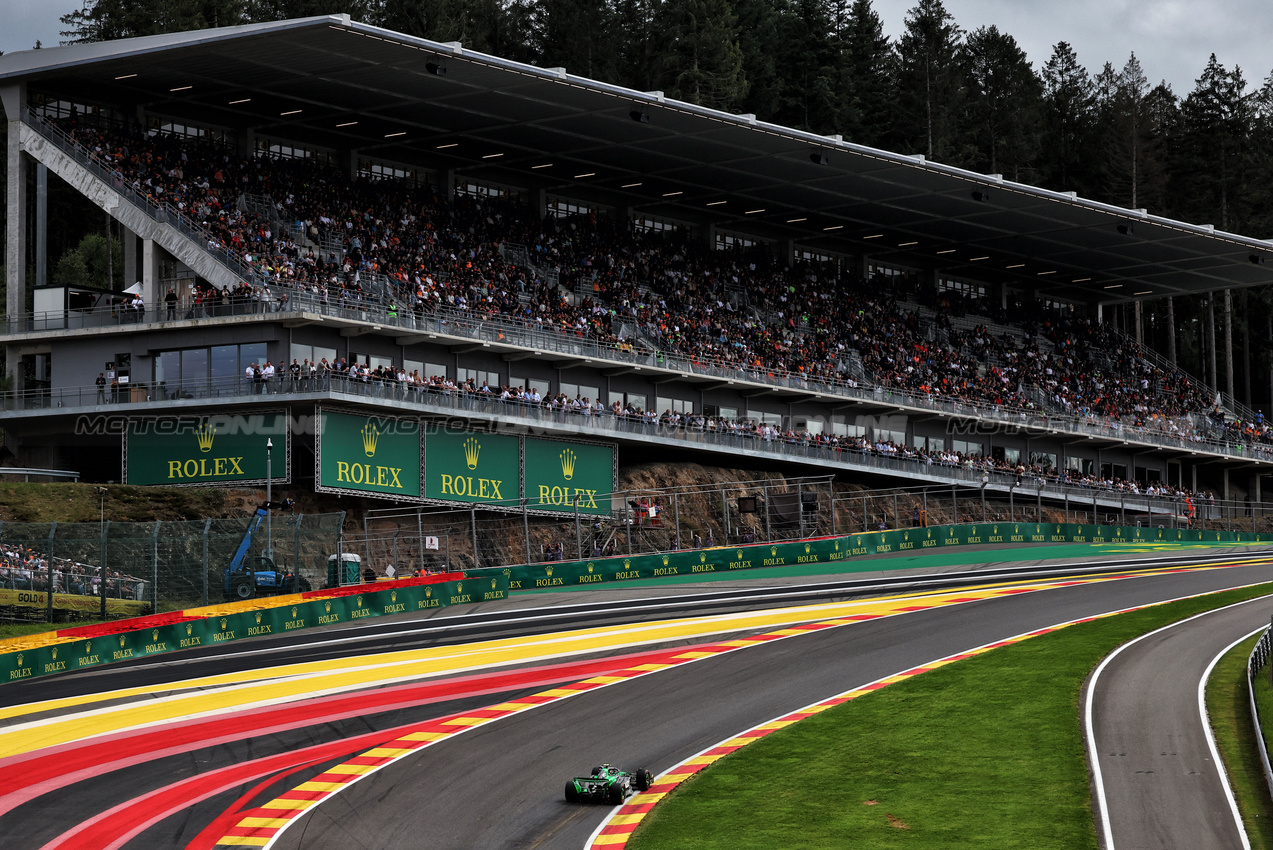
left=1085, top=598, right=1265, bottom=850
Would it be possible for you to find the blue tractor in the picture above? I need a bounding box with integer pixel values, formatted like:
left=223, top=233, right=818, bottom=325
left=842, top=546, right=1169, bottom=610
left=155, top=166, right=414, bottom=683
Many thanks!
left=223, top=501, right=312, bottom=600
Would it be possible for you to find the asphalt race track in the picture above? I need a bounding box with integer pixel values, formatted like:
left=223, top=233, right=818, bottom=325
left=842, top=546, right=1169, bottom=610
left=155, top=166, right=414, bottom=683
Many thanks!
left=1, top=552, right=1271, bottom=850
left=1087, top=595, right=1269, bottom=850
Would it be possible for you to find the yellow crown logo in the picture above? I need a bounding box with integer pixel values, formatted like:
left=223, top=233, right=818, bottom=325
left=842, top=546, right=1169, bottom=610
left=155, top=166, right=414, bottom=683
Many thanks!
left=426, top=587, right=433, bottom=597
left=16, top=654, right=22, bottom=667
left=737, top=549, right=744, bottom=558
left=491, top=578, right=497, bottom=589
left=186, top=623, right=193, bottom=636
left=804, top=543, right=811, bottom=553
left=219, top=619, right=227, bottom=630
left=587, top=563, right=595, bottom=573
left=904, top=533, right=909, bottom=541
left=623, top=559, right=631, bottom=569
left=464, top=436, right=481, bottom=469
left=457, top=583, right=463, bottom=593
left=770, top=546, right=777, bottom=556
left=391, top=591, right=397, bottom=603
left=153, top=629, right=159, bottom=640
left=835, top=540, right=840, bottom=550
left=254, top=613, right=262, bottom=624
left=84, top=641, right=91, bottom=653
left=546, top=566, right=554, bottom=576
left=662, top=555, right=670, bottom=566
left=195, top=421, right=216, bottom=453
left=993, top=526, right=998, bottom=534
left=324, top=602, right=331, bottom=613
left=361, top=423, right=379, bottom=457
left=291, top=607, right=298, bottom=618
left=51, top=647, right=57, bottom=660
left=356, top=596, right=364, bottom=607
left=119, top=635, right=126, bottom=647
left=559, top=448, right=577, bottom=481
left=700, top=551, right=707, bottom=562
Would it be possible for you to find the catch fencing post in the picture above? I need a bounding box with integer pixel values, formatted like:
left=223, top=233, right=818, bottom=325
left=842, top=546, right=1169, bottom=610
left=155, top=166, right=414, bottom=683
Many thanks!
left=151, top=521, right=161, bottom=613
left=522, top=499, right=531, bottom=565
left=574, top=495, right=582, bottom=559
left=674, top=490, right=681, bottom=549
left=951, top=485, right=957, bottom=525
left=763, top=483, right=772, bottom=542
left=100, top=520, right=110, bottom=620
left=46, top=522, right=57, bottom=622
left=470, top=506, right=479, bottom=570
left=201, top=518, right=211, bottom=607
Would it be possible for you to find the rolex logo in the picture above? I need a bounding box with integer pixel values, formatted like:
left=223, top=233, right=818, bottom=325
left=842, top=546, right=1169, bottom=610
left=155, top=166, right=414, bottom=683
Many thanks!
left=770, top=546, right=777, bottom=557
left=559, top=448, right=577, bottom=481
left=736, top=549, right=744, bottom=558
left=291, top=607, right=298, bottom=618
left=456, top=583, right=463, bottom=594
left=324, top=602, right=332, bottom=613
left=662, top=555, right=670, bottom=566
left=490, top=578, right=497, bottom=589
left=426, top=587, right=433, bottom=598
left=587, top=563, right=595, bottom=573
left=186, top=623, right=193, bottom=636
left=119, top=636, right=126, bottom=647
left=546, top=566, right=554, bottom=576
left=623, top=559, right=631, bottom=569
left=391, top=591, right=397, bottom=603
left=361, top=424, right=379, bottom=457
left=700, top=552, right=707, bottom=562
left=993, top=526, right=998, bottom=534
left=904, top=533, right=909, bottom=541
left=84, top=642, right=91, bottom=653
left=152, top=630, right=159, bottom=641
left=51, top=647, right=57, bottom=660
left=16, top=655, right=22, bottom=667
left=356, top=596, right=363, bottom=607
left=254, top=613, right=262, bottom=624
left=195, top=421, right=216, bottom=453
left=804, top=543, right=811, bottom=554
left=219, top=619, right=227, bottom=630
left=463, top=436, right=481, bottom=470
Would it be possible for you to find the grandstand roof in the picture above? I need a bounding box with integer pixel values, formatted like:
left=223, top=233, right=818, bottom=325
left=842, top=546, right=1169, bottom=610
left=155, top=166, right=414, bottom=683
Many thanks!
left=2, top=15, right=1272, bottom=306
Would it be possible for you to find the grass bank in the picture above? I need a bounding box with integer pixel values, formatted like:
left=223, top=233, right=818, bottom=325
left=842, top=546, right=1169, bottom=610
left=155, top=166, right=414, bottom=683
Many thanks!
left=629, top=584, right=1273, bottom=850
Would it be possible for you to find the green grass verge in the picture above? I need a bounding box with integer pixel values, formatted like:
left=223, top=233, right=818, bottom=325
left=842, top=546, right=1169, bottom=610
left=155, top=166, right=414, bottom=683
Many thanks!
left=0, top=620, right=110, bottom=641
left=1207, top=634, right=1273, bottom=848
left=629, top=584, right=1273, bottom=850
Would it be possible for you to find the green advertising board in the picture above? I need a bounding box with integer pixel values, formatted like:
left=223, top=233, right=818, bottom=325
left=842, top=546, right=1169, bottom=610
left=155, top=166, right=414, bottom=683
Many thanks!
left=317, top=409, right=422, bottom=499
left=523, top=437, right=615, bottom=515
left=424, top=430, right=520, bottom=506
left=125, top=412, right=287, bottom=486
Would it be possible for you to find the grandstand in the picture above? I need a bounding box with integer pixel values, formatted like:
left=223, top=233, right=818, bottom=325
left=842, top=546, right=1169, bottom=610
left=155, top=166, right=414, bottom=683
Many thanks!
left=2, top=15, right=1273, bottom=521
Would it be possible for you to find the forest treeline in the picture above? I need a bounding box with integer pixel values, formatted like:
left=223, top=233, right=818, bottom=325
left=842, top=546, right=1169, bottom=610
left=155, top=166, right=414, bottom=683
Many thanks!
left=51, top=0, right=1273, bottom=238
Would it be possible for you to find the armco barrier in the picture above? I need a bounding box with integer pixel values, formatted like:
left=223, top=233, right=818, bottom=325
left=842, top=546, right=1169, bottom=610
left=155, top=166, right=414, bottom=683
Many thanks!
left=0, top=572, right=509, bottom=684
left=495, top=522, right=1265, bottom=590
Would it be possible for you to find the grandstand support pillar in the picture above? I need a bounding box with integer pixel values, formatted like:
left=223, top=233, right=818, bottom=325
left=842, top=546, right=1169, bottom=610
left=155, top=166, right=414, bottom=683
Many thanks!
left=1223, top=467, right=1231, bottom=502
left=781, top=238, right=795, bottom=267
left=1133, top=299, right=1142, bottom=346
left=1167, top=297, right=1177, bottom=365
left=1009, top=486, right=1014, bottom=522
left=1224, top=289, right=1235, bottom=402
left=1253, top=472, right=1262, bottom=505
left=150, top=520, right=160, bottom=614
left=625, top=495, right=632, bottom=555
left=1064, top=492, right=1069, bottom=523
left=440, top=168, right=456, bottom=196
left=763, top=483, right=771, bottom=541
left=1192, top=463, right=1198, bottom=495
left=237, top=127, right=254, bottom=161
left=35, top=162, right=47, bottom=288
left=1096, top=303, right=1103, bottom=324
left=123, top=226, right=138, bottom=287
left=201, top=518, right=211, bottom=607
left=950, top=486, right=957, bottom=525
left=142, top=238, right=159, bottom=320
left=1208, top=295, right=1218, bottom=391
left=703, top=221, right=716, bottom=252
left=530, top=187, right=547, bottom=219
left=522, top=499, right=531, bottom=566
left=4, top=85, right=28, bottom=358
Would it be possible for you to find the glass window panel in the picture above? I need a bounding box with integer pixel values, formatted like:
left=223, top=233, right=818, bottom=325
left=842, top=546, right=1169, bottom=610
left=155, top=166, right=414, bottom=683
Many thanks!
left=156, top=351, right=179, bottom=385
left=211, top=346, right=239, bottom=380
left=313, top=346, right=337, bottom=366
left=180, top=348, right=208, bottom=386
left=290, top=343, right=313, bottom=366
left=240, top=343, right=267, bottom=373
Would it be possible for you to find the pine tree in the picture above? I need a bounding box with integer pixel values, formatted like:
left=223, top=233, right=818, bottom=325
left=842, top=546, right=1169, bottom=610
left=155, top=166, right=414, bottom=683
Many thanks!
left=895, top=0, right=965, bottom=163
left=654, top=0, right=749, bottom=112
left=840, top=0, right=895, bottom=148
left=962, top=25, right=1040, bottom=179
left=525, top=0, right=619, bottom=81
left=1177, top=55, right=1252, bottom=231
left=1039, top=41, right=1094, bottom=193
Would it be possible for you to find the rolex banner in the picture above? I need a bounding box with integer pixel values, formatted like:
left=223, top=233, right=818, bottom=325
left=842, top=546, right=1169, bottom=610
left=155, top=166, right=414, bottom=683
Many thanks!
left=523, top=438, right=614, bottom=515
left=424, top=430, right=520, bottom=506
left=317, top=410, right=422, bottom=498
left=125, top=413, right=288, bottom=486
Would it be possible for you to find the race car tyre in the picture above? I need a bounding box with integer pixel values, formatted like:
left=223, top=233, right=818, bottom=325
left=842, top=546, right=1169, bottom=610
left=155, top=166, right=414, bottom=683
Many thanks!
left=233, top=579, right=254, bottom=599
left=564, top=782, right=579, bottom=803
left=608, top=783, right=625, bottom=805
left=635, top=769, right=653, bottom=791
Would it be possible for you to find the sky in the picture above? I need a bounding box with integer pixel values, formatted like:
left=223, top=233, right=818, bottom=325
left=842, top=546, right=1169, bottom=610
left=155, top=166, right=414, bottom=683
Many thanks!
left=2, top=0, right=1271, bottom=95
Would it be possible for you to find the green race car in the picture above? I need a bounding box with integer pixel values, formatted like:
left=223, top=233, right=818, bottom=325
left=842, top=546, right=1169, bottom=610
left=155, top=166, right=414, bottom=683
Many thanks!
left=564, top=763, right=654, bottom=804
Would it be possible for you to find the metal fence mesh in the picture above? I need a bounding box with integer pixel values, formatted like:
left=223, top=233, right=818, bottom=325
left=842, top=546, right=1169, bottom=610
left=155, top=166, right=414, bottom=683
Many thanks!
left=0, top=513, right=345, bottom=619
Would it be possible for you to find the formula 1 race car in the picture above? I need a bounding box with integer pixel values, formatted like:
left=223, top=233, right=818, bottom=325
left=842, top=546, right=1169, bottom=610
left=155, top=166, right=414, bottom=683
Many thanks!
left=564, top=764, right=654, bottom=804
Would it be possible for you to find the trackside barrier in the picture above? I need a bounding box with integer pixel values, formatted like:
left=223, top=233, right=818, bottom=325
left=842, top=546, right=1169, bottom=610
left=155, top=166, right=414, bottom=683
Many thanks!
left=489, top=521, right=1266, bottom=591
left=0, top=571, right=508, bottom=684
left=1247, top=624, right=1273, bottom=805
